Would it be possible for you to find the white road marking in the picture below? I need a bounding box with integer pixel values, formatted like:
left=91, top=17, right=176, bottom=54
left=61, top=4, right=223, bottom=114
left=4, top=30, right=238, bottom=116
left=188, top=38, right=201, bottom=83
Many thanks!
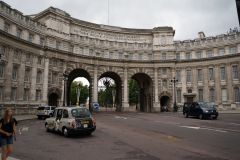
left=180, top=126, right=227, bottom=133
left=18, top=127, right=29, bottom=135
left=115, top=116, right=127, bottom=120
left=229, top=122, right=240, bottom=126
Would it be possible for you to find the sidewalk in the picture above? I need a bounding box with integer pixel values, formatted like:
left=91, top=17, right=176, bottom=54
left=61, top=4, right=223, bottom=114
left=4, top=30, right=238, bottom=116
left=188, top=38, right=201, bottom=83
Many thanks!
left=14, top=115, right=36, bottom=121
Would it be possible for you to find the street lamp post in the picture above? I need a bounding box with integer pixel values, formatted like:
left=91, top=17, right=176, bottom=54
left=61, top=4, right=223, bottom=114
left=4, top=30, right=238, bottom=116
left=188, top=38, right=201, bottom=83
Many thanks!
left=63, top=71, right=68, bottom=107
left=112, top=88, right=116, bottom=109
left=171, top=77, right=178, bottom=112
left=76, top=83, right=81, bottom=106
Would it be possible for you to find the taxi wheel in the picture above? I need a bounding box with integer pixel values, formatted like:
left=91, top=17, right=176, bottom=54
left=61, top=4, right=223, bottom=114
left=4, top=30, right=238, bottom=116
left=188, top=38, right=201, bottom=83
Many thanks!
left=63, top=127, right=69, bottom=137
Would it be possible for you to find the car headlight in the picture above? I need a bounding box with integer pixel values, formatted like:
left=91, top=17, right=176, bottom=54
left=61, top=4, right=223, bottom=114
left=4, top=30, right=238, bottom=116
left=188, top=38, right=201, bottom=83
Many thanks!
left=204, top=110, right=209, bottom=113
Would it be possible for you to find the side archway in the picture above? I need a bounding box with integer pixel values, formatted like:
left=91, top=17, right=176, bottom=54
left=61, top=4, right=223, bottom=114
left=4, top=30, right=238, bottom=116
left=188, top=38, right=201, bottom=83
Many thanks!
left=48, top=87, right=62, bottom=107
left=66, top=68, right=91, bottom=107
left=159, top=91, right=172, bottom=112
left=98, top=71, right=122, bottom=112
left=132, top=73, right=153, bottom=112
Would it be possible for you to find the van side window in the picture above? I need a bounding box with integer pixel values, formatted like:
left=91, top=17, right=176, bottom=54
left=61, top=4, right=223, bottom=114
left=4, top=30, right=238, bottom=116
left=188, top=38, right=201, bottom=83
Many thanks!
left=57, top=109, right=63, bottom=119
left=63, top=110, right=69, bottom=118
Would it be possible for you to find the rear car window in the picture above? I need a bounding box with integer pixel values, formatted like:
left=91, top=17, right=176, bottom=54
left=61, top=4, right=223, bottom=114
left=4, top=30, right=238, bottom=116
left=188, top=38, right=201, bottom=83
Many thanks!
left=37, top=107, right=45, bottom=110
left=71, top=108, right=91, bottom=118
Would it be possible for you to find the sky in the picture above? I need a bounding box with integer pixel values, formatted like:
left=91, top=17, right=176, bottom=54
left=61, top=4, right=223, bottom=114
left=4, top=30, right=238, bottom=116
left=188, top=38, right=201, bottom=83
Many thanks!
left=3, top=0, right=239, bottom=40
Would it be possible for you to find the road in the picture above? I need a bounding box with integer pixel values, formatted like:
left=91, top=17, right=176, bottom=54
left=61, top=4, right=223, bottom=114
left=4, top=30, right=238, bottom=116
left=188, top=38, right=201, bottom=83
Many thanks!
left=10, top=113, right=240, bottom=160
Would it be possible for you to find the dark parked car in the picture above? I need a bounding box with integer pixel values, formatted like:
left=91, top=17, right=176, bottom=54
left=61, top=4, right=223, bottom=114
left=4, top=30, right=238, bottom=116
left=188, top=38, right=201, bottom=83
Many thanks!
left=183, top=102, right=218, bottom=120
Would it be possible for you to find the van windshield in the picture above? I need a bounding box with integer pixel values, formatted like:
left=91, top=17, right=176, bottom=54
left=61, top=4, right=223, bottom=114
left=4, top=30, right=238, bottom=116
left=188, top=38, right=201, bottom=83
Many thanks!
left=71, top=108, right=91, bottom=118
left=37, top=107, right=45, bottom=110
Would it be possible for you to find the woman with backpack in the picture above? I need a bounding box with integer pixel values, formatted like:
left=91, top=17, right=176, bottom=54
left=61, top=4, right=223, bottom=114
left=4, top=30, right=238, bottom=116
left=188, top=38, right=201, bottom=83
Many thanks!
left=0, top=108, right=17, bottom=160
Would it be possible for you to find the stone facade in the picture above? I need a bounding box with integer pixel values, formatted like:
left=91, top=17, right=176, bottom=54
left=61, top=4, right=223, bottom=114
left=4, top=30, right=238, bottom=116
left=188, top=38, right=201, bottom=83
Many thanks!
left=0, top=1, right=240, bottom=113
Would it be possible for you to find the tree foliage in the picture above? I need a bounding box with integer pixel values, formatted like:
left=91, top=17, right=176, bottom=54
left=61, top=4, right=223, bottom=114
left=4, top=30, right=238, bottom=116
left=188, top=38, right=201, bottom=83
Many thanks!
left=129, top=80, right=139, bottom=105
left=70, top=81, right=89, bottom=105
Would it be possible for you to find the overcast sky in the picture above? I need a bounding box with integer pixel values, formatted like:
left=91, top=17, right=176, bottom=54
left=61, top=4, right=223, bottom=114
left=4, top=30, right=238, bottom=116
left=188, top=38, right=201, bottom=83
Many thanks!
left=2, top=0, right=238, bottom=85
left=3, top=0, right=239, bottom=40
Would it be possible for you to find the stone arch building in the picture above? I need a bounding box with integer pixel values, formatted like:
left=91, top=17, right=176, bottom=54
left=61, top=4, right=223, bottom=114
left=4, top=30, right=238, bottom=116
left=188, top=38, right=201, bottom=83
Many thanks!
left=0, top=1, right=240, bottom=113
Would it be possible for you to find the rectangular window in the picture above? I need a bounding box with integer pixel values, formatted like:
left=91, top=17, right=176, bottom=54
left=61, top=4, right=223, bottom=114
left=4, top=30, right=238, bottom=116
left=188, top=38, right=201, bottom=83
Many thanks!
left=176, top=70, right=181, bottom=82
left=36, top=70, right=42, bottom=83
left=26, top=53, right=31, bottom=63
left=198, top=89, right=203, bottom=102
left=209, top=68, right=214, bottom=81
left=186, top=53, right=191, bottom=60
left=40, top=37, right=44, bottom=46
left=23, top=88, right=29, bottom=101
left=139, top=53, right=143, bottom=60
left=207, top=50, right=213, bottom=58
left=176, top=53, right=180, bottom=60
left=177, top=90, right=181, bottom=103
left=220, top=67, right=226, bottom=81
left=234, top=87, right=240, bottom=102
left=219, top=48, right=225, bottom=56
left=197, top=69, right=203, bottom=81
left=209, top=88, right=215, bottom=102
left=229, top=47, right=237, bottom=54
left=12, top=65, right=18, bottom=80
left=0, top=63, right=4, bottom=78
left=232, top=65, right=239, bottom=79
left=38, top=57, right=42, bottom=65
left=56, top=41, right=61, bottom=49
left=16, top=28, right=22, bottom=38
left=0, top=86, right=4, bottom=101
left=24, top=68, right=31, bottom=82
left=196, top=52, right=202, bottom=58
left=221, top=89, right=227, bottom=102
left=4, top=22, right=10, bottom=32
left=162, top=53, right=166, bottom=60
left=162, top=68, right=167, bottom=75
left=28, top=33, right=34, bottom=42
left=36, top=90, right=41, bottom=101
left=186, top=70, right=192, bottom=82
left=11, top=87, right=17, bottom=101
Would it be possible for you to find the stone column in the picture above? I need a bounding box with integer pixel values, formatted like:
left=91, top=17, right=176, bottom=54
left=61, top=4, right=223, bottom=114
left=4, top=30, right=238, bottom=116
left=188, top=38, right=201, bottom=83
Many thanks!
left=60, top=61, right=67, bottom=106
left=203, top=67, right=209, bottom=102
left=18, top=55, right=26, bottom=101
left=227, top=64, right=234, bottom=108
left=4, top=48, right=13, bottom=101
left=30, top=56, right=37, bottom=101
left=214, top=65, right=221, bottom=105
left=42, top=57, right=49, bottom=104
left=92, top=65, right=98, bottom=102
left=122, top=67, right=129, bottom=111
left=153, top=67, right=160, bottom=112
left=181, top=69, right=187, bottom=103
left=192, top=67, right=197, bottom=101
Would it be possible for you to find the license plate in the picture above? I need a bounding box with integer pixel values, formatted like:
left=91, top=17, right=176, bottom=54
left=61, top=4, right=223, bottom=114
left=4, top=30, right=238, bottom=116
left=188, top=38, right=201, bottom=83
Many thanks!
left=83, top=124, right=88, bottom=128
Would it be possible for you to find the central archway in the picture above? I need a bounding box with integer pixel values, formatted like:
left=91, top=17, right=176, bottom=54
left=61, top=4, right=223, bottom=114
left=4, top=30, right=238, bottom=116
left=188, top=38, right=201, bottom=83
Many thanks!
left=67, top=69, right=91, bottom=109
left=98, top=72, right=122, bottom=112
left=131, top=73, right=153, bottom=112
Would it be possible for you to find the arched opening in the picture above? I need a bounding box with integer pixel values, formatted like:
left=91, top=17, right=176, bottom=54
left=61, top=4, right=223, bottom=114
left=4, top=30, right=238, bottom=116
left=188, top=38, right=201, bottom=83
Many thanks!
left=67, top=69, right=91, bottom=109
left=48, top=87, right=61, bottom=107
left=160, top=96, right=170, bottom=112
left=128, top=79, right=140, bottom=111
left=131, top=73, right=153, bottom=112
left=98, top=72, right=122, bottom=112
left=48, top=93, right=59, bottom=107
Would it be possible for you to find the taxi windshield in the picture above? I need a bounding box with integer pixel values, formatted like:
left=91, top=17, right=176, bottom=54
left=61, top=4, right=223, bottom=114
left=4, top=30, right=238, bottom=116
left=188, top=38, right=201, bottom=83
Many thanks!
left=71, top=108, right=91, bottom=118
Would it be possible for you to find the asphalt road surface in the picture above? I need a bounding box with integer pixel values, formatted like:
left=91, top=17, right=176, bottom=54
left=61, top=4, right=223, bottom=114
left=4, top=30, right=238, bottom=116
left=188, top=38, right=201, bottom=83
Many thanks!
left=11, top=113, right=240, bottom=160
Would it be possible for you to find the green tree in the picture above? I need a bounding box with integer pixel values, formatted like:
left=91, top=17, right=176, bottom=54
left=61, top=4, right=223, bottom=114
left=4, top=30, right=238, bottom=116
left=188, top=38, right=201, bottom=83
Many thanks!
left=70, top=81, right=89, bottom=105
left=129, top=80, right=139, bottom=105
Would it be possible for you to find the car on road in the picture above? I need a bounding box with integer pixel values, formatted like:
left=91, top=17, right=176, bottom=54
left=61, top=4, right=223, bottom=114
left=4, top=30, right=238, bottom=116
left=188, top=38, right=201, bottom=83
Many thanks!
left=45, top=106, right=96, bottom=137
left=183, top=102, right=218, bottom=120
left=37, top=106, right=56, bottom=119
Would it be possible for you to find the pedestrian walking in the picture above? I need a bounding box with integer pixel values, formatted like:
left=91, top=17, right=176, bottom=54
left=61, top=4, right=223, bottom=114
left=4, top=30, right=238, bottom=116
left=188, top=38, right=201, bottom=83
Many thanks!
left=0, top=108, right=17, bottom=160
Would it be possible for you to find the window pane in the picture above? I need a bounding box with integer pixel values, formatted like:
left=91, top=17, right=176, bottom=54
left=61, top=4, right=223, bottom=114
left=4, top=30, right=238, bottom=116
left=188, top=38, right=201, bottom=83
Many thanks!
left=220, top=67, right=226, bottom=80
left=221, top=89, right=227, bottom=102
left=209, top=68, right=214, bottom=80
left=198, top=89, right=203, bottom=102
